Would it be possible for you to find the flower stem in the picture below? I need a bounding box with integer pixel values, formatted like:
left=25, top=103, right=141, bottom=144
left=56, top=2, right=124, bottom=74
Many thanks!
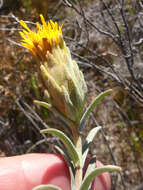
left=73, top=130, right=82, bottom=190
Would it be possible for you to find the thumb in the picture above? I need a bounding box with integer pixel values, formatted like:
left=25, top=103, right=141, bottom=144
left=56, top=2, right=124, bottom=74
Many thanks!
left=0, top=153, right=71, bottom=190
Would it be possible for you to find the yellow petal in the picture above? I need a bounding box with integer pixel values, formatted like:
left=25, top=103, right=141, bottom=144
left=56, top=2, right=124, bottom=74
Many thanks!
left=20, top=20, right=31, bottom=32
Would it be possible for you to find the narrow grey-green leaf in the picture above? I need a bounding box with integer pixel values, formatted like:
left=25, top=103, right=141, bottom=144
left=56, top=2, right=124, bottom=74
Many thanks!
left=83, top=156, right=96, bottom=180
left=79, top=89, right=112, bottom=131
left=41, top=128, right=80, bottom=166
left=34, top=100, right=73, bottom=136
left=80, top=165, right=122, bottom=190
left=54, top=143, right=75, bottom=190
left=32, top=184, right=62, bottom=190
left=49, top=140, right=75, bottom=175
left=34, top=100, right=52, bottom=109
left=82, top=126, right=101, bottom=166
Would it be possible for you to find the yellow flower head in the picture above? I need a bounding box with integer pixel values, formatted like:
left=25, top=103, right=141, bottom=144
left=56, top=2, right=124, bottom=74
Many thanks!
left=19, top=14, right=63, bottom=59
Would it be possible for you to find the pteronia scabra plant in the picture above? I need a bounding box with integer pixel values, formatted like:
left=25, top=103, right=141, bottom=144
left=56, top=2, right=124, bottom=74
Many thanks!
left=19, top=14, right=121, bottom=190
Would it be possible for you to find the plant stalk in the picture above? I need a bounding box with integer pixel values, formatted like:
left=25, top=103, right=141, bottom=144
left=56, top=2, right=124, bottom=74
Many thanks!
left=73, top=129, right=82, bottom=190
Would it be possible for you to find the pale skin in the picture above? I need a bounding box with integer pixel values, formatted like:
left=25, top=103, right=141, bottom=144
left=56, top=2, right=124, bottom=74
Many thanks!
left=0, top=153, right=111, bottom=190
